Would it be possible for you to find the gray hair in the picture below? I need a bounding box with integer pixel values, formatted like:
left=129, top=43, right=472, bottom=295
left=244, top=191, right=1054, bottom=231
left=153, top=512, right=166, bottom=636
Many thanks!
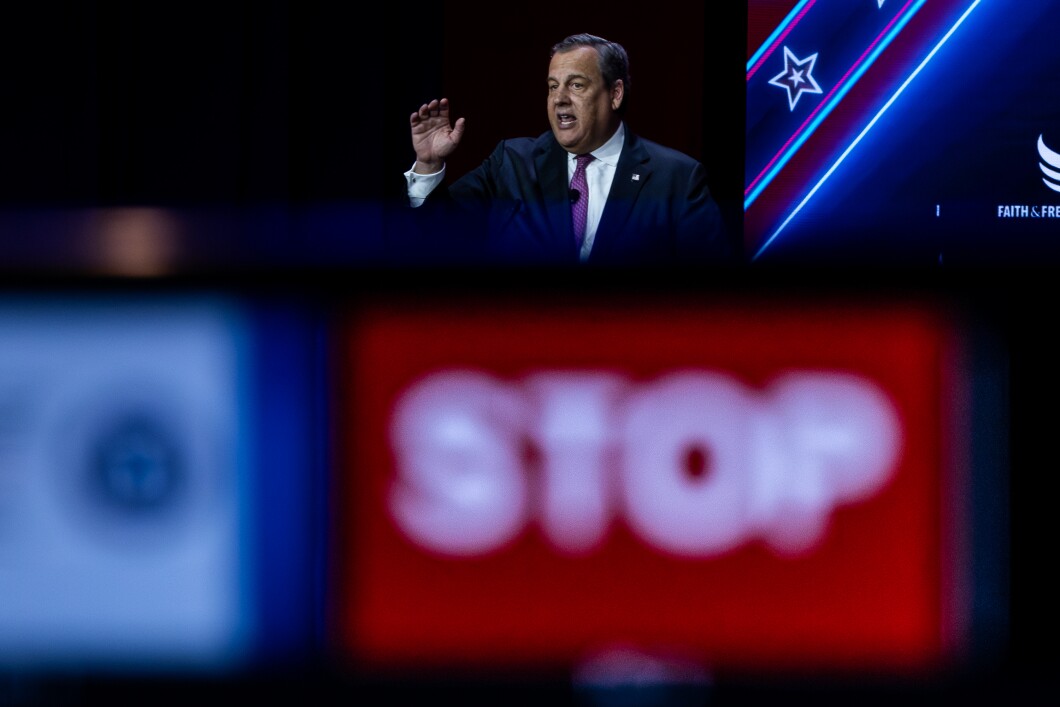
left=550, top=33, right=631, bottom=114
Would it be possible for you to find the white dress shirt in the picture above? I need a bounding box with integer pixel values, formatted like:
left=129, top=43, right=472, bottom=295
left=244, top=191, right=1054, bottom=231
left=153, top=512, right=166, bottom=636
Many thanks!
left=570, top=122, right=623, bottom=261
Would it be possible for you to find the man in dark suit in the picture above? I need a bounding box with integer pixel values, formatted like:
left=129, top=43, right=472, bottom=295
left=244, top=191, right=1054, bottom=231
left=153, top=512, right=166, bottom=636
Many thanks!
left=403, top=33, right=738, bottom=265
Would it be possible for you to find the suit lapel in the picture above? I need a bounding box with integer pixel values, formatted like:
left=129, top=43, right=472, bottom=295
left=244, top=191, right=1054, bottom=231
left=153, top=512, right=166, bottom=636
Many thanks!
left=594, top=132, right=651, bottom=256
left=533, top=136, right=577, bottom=255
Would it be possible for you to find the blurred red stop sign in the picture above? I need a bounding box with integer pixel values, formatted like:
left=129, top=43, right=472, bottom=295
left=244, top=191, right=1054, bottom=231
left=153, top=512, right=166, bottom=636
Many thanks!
left=339, top=297, right=968, bottom=676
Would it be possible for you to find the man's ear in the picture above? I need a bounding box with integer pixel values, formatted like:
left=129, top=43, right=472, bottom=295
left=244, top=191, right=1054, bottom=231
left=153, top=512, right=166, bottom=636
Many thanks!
left=610, top=79, right=624, bottom=111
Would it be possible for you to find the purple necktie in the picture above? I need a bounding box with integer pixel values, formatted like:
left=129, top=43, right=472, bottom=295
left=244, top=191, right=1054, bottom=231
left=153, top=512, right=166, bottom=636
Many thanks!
left=570, top=153, right=594, bottom=248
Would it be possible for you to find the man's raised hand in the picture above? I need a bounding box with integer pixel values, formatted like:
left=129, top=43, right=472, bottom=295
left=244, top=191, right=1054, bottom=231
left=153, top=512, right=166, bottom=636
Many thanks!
left=410, top=98, right=466, bottom=174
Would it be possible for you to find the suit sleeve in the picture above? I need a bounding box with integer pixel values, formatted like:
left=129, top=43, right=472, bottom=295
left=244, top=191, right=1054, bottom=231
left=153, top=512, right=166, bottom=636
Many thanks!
left=678, top=162, right=742, bottom=264
left=386, top=146, right=504, bottom=264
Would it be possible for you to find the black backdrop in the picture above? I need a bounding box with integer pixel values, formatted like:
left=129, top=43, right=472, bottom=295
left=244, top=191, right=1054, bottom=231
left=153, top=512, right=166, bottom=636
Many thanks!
left=0, top=2, right=742, bottom=223
left=0, top=2, right=744, bottom=268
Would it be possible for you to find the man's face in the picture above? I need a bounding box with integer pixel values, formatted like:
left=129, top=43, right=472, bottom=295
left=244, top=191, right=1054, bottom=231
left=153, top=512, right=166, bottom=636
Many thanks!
left=547, top=46, right=622, bottom=155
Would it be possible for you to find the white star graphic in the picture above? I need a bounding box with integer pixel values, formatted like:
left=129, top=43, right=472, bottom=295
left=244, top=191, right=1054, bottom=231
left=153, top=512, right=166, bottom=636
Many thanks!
left=878, top=0, right=887, bottom=8
left=768, top=46, right=824, bottom=111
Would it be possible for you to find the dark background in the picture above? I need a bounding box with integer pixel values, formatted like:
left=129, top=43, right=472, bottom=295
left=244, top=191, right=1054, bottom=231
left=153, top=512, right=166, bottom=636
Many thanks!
left=0, top=2, right=743, bottom=255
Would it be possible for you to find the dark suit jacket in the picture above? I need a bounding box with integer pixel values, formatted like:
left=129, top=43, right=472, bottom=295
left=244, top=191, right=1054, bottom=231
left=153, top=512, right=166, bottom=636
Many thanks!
left=407, top=128, right=737, bottom=266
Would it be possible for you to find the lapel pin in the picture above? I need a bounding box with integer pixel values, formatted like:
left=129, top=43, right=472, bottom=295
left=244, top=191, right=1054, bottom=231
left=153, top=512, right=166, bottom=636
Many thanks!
left=631, top=174, right=640, bottom=181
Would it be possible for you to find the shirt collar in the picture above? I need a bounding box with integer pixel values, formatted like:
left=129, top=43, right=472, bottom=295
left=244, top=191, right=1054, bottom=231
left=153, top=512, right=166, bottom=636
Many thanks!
left=567, top=122, right=624, bottom=169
